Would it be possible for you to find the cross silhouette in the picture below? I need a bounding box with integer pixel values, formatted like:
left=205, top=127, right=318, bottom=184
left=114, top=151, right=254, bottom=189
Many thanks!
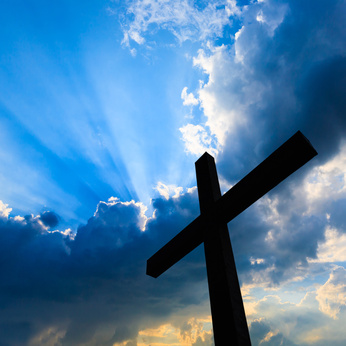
left=146, top=131, right=317, bottom=345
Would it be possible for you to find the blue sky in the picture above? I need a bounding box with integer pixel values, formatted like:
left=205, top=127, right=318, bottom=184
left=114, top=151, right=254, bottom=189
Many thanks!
left=0, top=0, right=346, bottom=345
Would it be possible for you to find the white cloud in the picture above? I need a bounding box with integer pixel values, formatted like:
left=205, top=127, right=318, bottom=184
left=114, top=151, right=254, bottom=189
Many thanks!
left=120, top=0, right=238, bottom=49
left=154, top=181, right=184, bottom=200
left=309, top=227, right=346, bottom=264
left=302, top=143, right=346, bottom=213
left=181, top=86, right=199, bottom=106
left=179, top=123, right=218, bottom=156
left=0, top=200, right=12, bottom=218
left=250, top=257, right=265, bottom=265
left=316, top=266, right=346, bottom=319
left=48, top=227, right=75, bottom=242
left=180, top=0, right=289, bottom=151
left=192, top=44, right=260, bottom=147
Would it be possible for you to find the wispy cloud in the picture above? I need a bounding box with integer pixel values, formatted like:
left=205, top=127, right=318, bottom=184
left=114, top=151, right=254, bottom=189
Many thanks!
left=120, top=0, right=240, bottom=49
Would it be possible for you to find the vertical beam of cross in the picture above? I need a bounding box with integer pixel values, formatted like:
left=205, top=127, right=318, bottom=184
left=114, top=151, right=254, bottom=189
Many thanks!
left=196, top=153, right=251, bottom=345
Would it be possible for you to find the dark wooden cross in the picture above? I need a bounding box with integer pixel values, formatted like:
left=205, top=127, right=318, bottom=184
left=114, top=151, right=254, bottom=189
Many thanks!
left=146, top=131, right=317, bottom=345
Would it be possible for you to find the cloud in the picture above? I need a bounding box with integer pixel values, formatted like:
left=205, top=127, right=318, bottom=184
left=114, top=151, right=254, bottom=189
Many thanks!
left=316, top=266, right=346, bottom=319
left=247, top=293, right=328, bottom=345
left=192, top=45, right=249, bottom=147
left=0, top=200, right=12, bottom=218
left=154, top=182, right=184, bottom=200
left=119, top=0, right=239, bottom=49
left=249, top=318, right=297, bottom=346
left=1, top=138, right=346, bottom=344
left=179, top=124, right=218, bottom=156
left=181, top=87, right=199, bottom=106
left=309, top=227, right=346, bottom=264
left=301, top=143, right=346, bottom=213
left=0, top=189, right=209, bottom=345
left=173, top=0, right=346, bottom=304
left=40, top=211, right=60, bottom=228
left=244, top=264, right=346, bottom=345
left=177, top=0, right=346, bottom=175
left=136, top=318, right=213, bottom=346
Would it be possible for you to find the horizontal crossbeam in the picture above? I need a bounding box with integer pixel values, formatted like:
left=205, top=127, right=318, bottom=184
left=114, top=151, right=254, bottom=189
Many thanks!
left=213, top=131, right=317, bottom=225
left=146, top=131, right=317, bottom=278
left=146, top=215, right=206, bottom=278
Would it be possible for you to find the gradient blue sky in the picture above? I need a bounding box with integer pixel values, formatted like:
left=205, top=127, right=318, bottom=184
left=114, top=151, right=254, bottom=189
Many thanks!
left=1, top=0, right=346, bottom=345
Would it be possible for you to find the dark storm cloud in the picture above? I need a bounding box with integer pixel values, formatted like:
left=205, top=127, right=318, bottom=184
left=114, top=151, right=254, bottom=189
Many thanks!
left=216, top=0, right=346, bottom=182
left=0, top=191, right=208, bottom=345
left=0, top=181, right=341, bottom=344
left=40, top=211, right=60, bottom=228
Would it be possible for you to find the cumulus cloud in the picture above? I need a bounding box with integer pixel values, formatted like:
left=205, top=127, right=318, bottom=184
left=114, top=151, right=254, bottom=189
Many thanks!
left=181, top=86, right=199, bottom=106
left=316, top=266, right=346, bottom=319
left=179, top=124, right=218, bottom=156
left=0, top=189, right=209, bottom=345
left=309, top=227, right=346, bottom=264
left=301, top=142, right=346, bottom=213
left=179, top=0, right=346, bottom=174
left=154, top=182, right=184, bottom=200
left=0, top=200, right=12, bottom=218
left=40, top=211, right=60, bottom=228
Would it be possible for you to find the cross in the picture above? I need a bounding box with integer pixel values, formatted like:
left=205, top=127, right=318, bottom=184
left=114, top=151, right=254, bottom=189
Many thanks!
left=146, top=131, right=317, bottom=345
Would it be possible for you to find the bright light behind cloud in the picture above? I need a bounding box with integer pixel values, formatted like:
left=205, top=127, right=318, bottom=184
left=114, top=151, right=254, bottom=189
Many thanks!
left=0, top=201, right=11, bottom=218
left=154, top=182, right=184, bottom=200
left=316, top=266, right=346, bottom=320
left=179, top=124, right=218, bottom=156
left=134, top=317, right=213, bottom=346
left=303, top=142, right=346, bottom=210
left=311, top=227, right=346, bottom=263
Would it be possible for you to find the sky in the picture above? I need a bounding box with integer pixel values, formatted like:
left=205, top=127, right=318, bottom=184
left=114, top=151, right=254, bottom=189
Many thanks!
left=0, top=0, right=346, bottom=345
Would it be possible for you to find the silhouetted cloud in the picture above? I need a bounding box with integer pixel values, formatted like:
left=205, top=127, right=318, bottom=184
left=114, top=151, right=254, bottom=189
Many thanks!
left=40, top=211, right=60, bottom=228
left=0, top=191, right=210, bottom=344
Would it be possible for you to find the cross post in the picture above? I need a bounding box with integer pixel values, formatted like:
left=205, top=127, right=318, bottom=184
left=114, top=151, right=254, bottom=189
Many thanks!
left=196, top=153, right=251, bottom=344
left=146, top=131, right=317, bottom=345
